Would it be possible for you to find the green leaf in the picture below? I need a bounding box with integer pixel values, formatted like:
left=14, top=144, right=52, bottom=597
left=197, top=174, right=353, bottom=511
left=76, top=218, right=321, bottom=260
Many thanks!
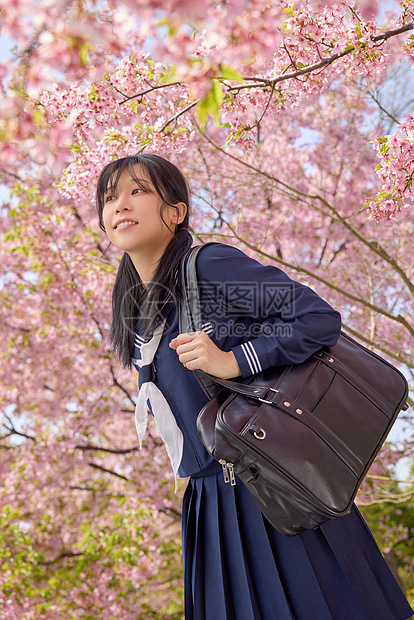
left=212, top=80, right=223, bottom=108
left=282, top=6, right=294, bottom=15
left=220, top=65, right=244, bottom=82
left=376, top=137, right=388, bottom=144
left=160, top=65, right=177, bottom=83
left=377, top=190, right=392, bottom=200
left=31, top=108, right=44, bottom=125
left=88, top=85, right=97, bottom=101
left=355, top=22, right=362, bottom=39
left=197, top=81, right=223, bottom=129
left=197, top=97, right=209, bottom=130
left=221, top=134, right=234, bottom=149
left=79, top=43, right=89, bottom=67
left=156, top=16, right=176, bottom=37
left=9, top=86, right=29, bottom=100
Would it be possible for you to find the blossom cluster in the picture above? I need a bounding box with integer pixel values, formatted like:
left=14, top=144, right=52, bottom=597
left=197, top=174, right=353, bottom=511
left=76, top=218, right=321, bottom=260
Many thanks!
left=368, top=115, right=414, bottom=220
left=1, top=0, right=414, bottom=616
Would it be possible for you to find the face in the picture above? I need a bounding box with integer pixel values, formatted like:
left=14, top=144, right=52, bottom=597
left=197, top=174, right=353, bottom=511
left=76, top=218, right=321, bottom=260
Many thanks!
left=102, top=165, right=183, bottom=264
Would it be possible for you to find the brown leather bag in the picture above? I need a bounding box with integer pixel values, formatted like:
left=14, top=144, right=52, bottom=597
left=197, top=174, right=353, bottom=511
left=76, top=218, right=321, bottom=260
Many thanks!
left=179, top=245, right=409, bottom=536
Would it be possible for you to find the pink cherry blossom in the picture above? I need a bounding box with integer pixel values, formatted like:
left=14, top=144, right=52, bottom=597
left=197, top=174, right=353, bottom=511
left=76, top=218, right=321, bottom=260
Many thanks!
left=1, top=0, right=414, bottom=615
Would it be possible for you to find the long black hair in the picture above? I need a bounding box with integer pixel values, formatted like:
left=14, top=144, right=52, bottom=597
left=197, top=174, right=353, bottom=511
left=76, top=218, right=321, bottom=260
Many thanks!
left=96, top=153, right=192, bottom=369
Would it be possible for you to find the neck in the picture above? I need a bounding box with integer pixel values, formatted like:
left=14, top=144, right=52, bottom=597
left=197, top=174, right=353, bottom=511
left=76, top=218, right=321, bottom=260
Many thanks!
left=127, top=242, right=171, bottom=287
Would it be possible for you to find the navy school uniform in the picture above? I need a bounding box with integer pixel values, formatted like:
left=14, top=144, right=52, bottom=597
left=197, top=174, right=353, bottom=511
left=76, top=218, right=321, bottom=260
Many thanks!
left=132, top=243, right=413, bottom=620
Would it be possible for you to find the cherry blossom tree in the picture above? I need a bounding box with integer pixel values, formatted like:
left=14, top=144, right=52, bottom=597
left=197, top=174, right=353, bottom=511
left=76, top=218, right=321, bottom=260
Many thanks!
left=1, top=0, right=414, bottom=616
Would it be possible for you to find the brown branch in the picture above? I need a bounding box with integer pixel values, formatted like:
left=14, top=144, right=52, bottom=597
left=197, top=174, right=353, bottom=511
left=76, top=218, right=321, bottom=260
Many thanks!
left=118, top=81, right=182, bottom=105
left=0, top=168, right=24, bottom=182
left=199, top=204, right=414, bottom=346
left=160, top=99, right=200, bottom=132
left=195, top=224, right=414, bottom=355
left=1, top=413, right=36, bottom=442
left=88, top=462, right=130, bottom=481
left=200, top=132, right=414, bottom=305
left=39, top=551, right=84, bottom=566
left=227, top=23, right=414, bottom=92
left=109, top=364, right=136, bottom=406
left=3, top=323, right=31, bottom=333
left=246, top=83, right=276, bottom=134
left=105, top=22, right=414, bottom=142
left=75, top=444, right=139, bottom=454
left=341, top=323, right=414, bottom=369
left=357, top=490, right=414, bottom=505
left=366, top=474, right=414, bottom=483
left=366, top=88, right=400, bottom=126
left=68, top=485, right=126, bottom=497
left=158, top=505, right=182, bottom=522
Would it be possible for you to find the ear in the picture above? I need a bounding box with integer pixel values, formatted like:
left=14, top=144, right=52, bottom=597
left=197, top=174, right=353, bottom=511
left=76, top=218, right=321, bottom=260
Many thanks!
left=171, top=201, right=187, bottom=225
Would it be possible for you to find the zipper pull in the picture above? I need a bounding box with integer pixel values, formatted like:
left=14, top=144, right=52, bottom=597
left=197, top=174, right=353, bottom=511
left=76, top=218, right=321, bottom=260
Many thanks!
left=228, top=463, right=236, bottom=486
left=219, top=459, right=229, bottom=483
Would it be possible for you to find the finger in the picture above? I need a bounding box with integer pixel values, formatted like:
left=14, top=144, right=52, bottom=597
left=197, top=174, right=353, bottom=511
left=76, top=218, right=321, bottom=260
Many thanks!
left=176, top=341, right=203, bottom=356
left=175, top=331, right=202, bottom=345
left=170, top=339, right=199, bottom=355
left=169, top=333, right=198, bottom=350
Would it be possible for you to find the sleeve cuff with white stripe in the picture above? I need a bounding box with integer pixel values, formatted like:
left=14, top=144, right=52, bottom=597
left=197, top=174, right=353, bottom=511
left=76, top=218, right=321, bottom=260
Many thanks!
left=232, top=341, right=263, bottom=378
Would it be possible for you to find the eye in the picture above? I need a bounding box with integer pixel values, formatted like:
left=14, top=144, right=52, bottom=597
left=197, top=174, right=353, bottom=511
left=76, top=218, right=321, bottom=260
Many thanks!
left=104, top=194, right=116, bottom=203
left=132, top=188, right=144, bottom=195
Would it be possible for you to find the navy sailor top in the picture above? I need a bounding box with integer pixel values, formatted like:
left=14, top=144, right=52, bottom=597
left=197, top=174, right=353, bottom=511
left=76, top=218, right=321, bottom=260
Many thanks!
left=132, top=243, right=342, bottom=479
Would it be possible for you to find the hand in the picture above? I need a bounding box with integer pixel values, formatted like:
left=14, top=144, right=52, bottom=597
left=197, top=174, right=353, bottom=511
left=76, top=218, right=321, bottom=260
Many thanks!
left=169, top=331, right=241, bottom=380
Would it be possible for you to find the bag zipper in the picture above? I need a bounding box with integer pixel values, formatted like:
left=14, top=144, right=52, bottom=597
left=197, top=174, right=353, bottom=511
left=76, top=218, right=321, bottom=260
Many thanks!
left=219, top=459, right=236, bottom=485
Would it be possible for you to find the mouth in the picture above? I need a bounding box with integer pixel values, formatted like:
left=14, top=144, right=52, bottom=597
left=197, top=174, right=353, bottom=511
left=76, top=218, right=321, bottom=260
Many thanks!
left=114, top=220, right=138, bottom=230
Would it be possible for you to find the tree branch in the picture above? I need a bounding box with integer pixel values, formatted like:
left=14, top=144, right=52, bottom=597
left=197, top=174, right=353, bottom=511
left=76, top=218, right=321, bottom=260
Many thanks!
left=1, top=413, right=36, bottom=442
left=357, top=489, right=414, bottom=505
left=118, top=81, right=182, bottom=105
left=201, top=132, right=414, bottom=307
left=88, top=462, right=130, bottom=481
left=158, top=505, right=182, bottom=522
left=341, top=322, right=414, bottom=369
left=160, top=99, right=200, bottom=133
left=226, top=23, right=414, bottom=92
left=365, top=88, right=401, bottom=126
left=199, top=211, right=414, bottom=349
left=109, top=364, right=137, bottom=406
left=39, top=551, right=84, bottom=566
left=75, top=444, right=139, bottom=454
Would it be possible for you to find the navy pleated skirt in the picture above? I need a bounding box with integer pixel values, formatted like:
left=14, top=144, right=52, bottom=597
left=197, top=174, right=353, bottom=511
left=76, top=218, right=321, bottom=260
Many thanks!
left=182, top=469, right=413, bottom=620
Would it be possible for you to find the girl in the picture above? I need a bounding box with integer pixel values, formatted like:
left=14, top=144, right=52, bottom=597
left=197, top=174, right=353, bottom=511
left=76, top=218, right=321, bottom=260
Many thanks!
left=96, top=153, right=413, bottom=620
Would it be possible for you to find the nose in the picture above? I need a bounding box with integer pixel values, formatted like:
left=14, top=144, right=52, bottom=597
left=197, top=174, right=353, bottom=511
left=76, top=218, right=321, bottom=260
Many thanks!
left=115, top=193, right=132, bottom=213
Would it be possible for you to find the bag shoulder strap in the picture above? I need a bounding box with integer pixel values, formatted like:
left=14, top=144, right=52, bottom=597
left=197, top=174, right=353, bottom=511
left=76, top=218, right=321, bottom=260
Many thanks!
left=179, top=243, right=223, bottom=399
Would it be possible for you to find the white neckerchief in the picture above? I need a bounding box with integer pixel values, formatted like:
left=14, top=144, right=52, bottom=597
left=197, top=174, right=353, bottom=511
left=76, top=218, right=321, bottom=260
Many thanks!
left=133, top=318, right=183, bottom=491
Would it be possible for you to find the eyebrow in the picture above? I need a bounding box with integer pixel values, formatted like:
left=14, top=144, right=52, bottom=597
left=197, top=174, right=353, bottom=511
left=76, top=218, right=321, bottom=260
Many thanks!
left=128, top=176, right=149, bottom=183
left=104, top=176, right=151, bottom=194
